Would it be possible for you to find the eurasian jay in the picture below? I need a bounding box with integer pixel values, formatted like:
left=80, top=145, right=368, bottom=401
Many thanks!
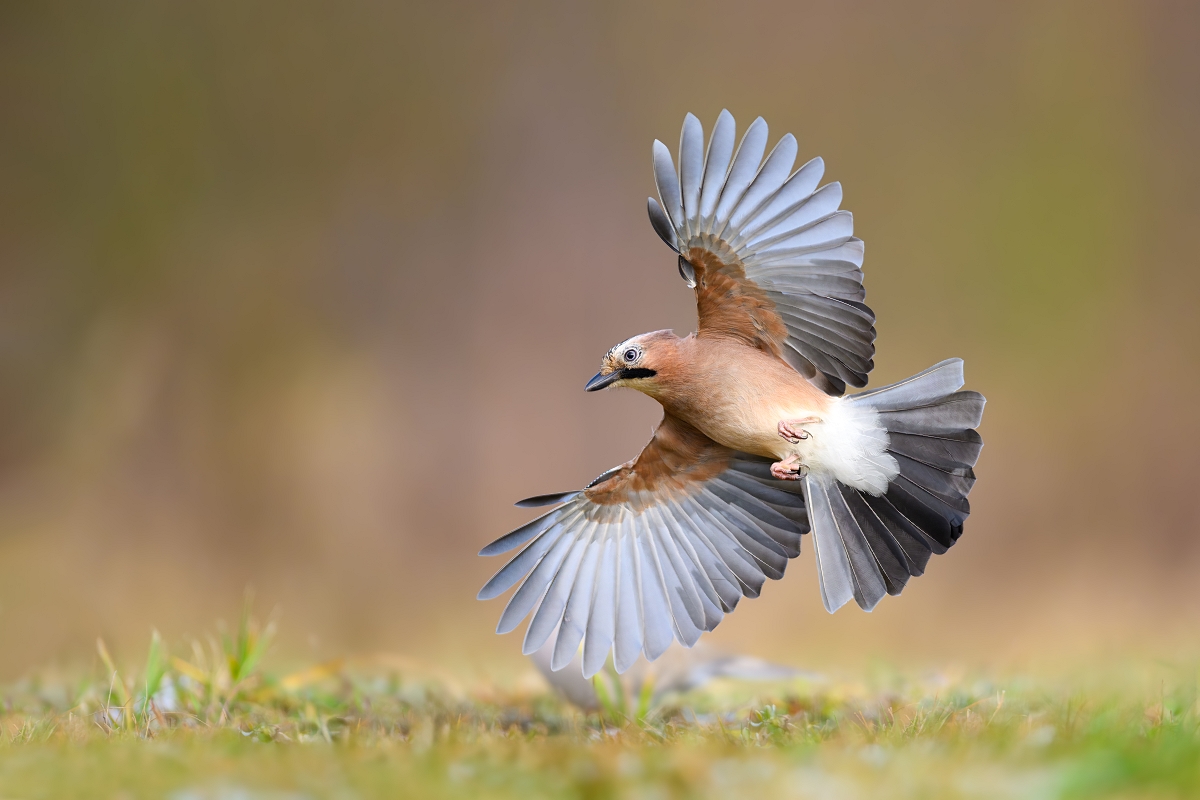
left=478, top=111, right=986, bottom=678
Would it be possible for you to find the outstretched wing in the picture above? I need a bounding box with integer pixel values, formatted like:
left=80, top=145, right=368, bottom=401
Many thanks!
left=477, top=414, right=810, bottom=678
left=647, top=111, right=875, bottom=395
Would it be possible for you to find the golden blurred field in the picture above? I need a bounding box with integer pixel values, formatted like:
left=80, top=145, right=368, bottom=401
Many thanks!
left=0, top=0, right=1198, bottom=753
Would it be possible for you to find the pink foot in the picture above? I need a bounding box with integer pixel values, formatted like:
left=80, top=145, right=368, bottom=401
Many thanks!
left=770, top=454, right=805, bottom=481
left=778, top=417, right=820, bottom=444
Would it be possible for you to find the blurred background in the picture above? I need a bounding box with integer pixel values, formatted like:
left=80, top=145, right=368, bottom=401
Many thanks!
left=0, top=0, right=1197, bottom=680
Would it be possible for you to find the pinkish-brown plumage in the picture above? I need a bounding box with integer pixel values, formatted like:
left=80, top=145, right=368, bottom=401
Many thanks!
left=478, top=111, right=985, bottom=679
left=599, top=330, right=831, bottom=462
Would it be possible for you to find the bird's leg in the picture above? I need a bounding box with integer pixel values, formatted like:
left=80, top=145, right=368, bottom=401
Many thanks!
left=778, top=416, right=820, bottom=444
left=770, top=453, right=805, bottom=481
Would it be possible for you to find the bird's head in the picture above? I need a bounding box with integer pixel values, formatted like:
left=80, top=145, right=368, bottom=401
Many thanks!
left=585, top=330, right=677, bottom=395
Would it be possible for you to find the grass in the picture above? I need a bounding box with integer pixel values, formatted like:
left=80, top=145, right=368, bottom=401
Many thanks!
left=1, top=610, right=1199, bottom=799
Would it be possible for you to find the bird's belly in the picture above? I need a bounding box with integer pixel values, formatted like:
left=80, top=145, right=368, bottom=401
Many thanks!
left=692, top=393, right=899, bottom=496
left=694, top=399, right=822, bottom=461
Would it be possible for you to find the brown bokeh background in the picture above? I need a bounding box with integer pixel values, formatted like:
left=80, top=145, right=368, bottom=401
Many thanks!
left=1, top=0, right=1197, bottom=679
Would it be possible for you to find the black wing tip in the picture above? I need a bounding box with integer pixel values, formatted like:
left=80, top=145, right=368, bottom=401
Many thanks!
left=647, top=196, right=679, bottom=253
left=677, top=255, right=697, bottom=287
left=514, top=491, right=577, bottom=508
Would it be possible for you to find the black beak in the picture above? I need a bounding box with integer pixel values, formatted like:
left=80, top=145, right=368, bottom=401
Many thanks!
left=585, top=370, right=623, bottom=392
left=585, top=367, right=657, bottom=392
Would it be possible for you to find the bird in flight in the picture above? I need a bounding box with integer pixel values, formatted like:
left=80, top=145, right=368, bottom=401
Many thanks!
left=478, top=111, right=985, bottom=678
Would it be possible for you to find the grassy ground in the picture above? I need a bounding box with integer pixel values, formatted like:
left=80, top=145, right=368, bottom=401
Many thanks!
left=1, top=614, right=1198, bottom=799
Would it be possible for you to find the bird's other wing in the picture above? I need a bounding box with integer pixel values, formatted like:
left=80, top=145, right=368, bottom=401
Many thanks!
left=477, top=414, right=810, bottom=678
left=647, top=110, right=875, bottom=395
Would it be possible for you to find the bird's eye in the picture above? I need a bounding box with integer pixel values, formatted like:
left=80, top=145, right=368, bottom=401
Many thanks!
left=623, top=348, right=639, bottom=363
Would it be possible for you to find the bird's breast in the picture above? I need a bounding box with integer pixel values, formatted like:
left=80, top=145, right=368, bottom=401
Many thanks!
left=659, top=346, right=830, bottom=461
left=695, top=397, right=824, bottom=460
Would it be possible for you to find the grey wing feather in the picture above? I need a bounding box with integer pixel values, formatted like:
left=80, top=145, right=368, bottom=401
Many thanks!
left=717, top=472, right=807, bottom=549
left=522, top=524, right=593, bottom=654
left=773, top=307, right=875, bottom=358
left=581, top=532, right=617, bottom=678
left=713, top=117, right=769, bottom=228
left=645, top=506, right=707, bottom=639
left=684, top=496, right=768, bottom=595
left=678, top=113, right=705, bottom=239
left=726, top=133, right=797, bottom=232
left=480, top=444, right=829, bottom=673
left=739, top=183, right=844, bottom=251
left=696, top=487, right=789, bottom=578
left=647, top=197, right=678, bottom=252
left=481, top=521, right=562, bottom=604
left=772, top=302, right=878, bottom=355
left=746, top=236, right=864, bottom=270
left=710, top=479, right=806, bottom=561
left=552, top=534, right=602, bottom=670
left=494, top=523, right=576, bottom=633
left=664, top=500, right=734, bottom=621
left=735, top=157, right=825, bottom=241
left=612, top=517, right=644, bottom=673
left=698, top=109, right=737, bottom=228
left=648, top=113, right=875, bottom=392
left=652, top=140, right=683, bottom=231
left=764, top=270, right=866, bottom=303
left=754, top=211, right=855, bottom=256
left=479, top=504, right=568, bottom=557
left=635, top=518, right=677, bottom=660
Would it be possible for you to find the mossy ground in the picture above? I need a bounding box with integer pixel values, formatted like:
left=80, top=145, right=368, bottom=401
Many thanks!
left=1, top=615, right=1197, bottom=799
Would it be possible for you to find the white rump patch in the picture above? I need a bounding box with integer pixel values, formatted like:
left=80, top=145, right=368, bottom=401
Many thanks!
left=805, top=398, right=898, bottom=496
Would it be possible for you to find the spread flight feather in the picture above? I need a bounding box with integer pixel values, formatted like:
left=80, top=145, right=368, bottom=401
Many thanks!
left=478, top=112, right=986, bottom=677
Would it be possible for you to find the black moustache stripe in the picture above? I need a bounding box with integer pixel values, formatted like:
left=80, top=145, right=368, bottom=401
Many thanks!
left=620, top=368, right=657, bottom=380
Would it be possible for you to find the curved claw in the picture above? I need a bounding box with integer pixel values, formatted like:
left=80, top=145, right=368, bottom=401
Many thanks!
left=778, top=417, right=819, bottom=444
left=770, top=454, right=805, bottom=481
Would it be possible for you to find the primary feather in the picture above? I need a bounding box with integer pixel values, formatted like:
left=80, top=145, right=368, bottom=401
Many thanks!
left=477, top=112, right=987, bottom=678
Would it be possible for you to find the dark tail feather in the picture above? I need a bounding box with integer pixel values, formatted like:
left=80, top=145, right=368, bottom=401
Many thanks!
left=810, top=359, right=986, bottom=611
